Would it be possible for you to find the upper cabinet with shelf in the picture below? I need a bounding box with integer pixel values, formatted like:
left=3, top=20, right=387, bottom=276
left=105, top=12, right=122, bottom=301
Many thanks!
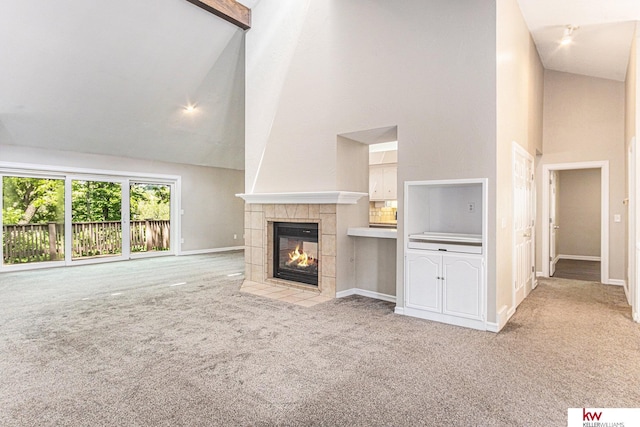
left=369, top=149, right=397, bottom=201
left=369, top=164, right=397, bottom=201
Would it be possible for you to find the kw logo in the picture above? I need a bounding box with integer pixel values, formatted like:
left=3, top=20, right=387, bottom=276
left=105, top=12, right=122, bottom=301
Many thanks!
left=583, top=408, right=603, bottom=421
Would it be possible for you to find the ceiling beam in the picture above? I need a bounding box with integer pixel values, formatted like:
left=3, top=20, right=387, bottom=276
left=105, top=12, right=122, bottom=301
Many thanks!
left=186, top=0, right=251, bottom=30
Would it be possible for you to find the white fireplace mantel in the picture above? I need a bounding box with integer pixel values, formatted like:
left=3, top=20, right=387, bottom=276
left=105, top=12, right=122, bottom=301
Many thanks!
left=236, top=191, right=367, bottom=205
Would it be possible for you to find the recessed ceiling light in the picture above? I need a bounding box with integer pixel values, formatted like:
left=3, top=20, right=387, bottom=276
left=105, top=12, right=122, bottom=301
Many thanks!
left=185, top=104, right=196, bottom=112
left=561, top=25, right=579, bottom=46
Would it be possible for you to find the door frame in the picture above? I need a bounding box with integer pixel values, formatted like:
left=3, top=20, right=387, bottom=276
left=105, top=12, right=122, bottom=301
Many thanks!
left=541, top=161, right=609, bottom=283
left=512, top=142, right=535, bottom=311
left=128, top=179, right=177, bottom=260
left=549, top=170, right=558, bottom=276
left=66, top=174, right=130, bottom=266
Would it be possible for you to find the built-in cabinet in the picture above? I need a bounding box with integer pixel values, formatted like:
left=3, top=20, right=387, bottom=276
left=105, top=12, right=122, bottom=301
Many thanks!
left=406, top=250, right=483, bottom=320
left=369, top=164, right=397, bottom=201
left=402, top=179, right=487, bottom=331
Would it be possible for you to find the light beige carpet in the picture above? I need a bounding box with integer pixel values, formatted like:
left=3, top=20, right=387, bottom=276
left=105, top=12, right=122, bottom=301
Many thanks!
left=0, top=253, right=638, bottom=426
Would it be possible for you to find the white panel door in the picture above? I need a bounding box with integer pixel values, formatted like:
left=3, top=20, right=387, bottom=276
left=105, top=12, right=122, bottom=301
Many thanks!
left=442, top=255, right=483, bottom=320
left=549, top=170, right=558, bottom=276
left=513, top=144, right=534, bottom=308
left=406, top=251, right=441, bottom=312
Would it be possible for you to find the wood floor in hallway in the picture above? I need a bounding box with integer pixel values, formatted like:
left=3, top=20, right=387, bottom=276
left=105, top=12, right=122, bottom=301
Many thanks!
left=552, top=258, right=601, bottom=282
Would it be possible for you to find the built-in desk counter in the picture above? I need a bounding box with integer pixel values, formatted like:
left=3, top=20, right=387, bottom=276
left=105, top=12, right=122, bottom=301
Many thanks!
left=342, top=227, right=397, bottom=302
left=347, top=227, right=397, bottom=239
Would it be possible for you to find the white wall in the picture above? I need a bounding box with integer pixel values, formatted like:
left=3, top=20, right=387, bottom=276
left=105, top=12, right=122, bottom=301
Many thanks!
left=246, top=0, right=498, bottom=318
left=0, top=144, right=245, bottom=252
left=496, top=0, right=544, bottom=316
left=625, top=23, right=639, bottom=313
left=557, top=169, right=601, bottom=258
left=538, top=71, right=626, bottom=281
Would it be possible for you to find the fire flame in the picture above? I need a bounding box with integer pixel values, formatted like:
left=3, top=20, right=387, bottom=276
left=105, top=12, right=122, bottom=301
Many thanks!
left=287, top=245, right=315, bottom=268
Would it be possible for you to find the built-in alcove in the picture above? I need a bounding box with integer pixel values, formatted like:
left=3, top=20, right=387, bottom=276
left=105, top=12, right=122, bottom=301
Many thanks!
left=402, top=179, right=488, bottom=331
left=406, top=182, right=483, bottom=237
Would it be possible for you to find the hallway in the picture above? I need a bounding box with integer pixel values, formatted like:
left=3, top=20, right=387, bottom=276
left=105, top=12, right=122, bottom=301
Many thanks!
left=552, top=259, right=601, bottom=282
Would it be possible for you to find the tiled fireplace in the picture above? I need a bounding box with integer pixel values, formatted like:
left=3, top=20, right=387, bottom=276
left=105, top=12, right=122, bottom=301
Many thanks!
left=239, top=191, right=367, bottom=299
left=244, top=203, right=337, bottom=298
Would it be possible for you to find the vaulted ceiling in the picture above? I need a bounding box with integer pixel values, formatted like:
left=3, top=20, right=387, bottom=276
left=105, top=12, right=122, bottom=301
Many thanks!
left=1, top=1, right=638, bottom=172
left=0, top=0, right=247, bottom=170
left=517, top=0, right=640, bottom=81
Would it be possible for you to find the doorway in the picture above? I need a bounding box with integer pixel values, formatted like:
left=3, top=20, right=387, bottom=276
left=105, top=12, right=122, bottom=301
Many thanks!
left=541, top=161, right=609, bottom=284
left=550, top=168, right=602, bottom=281
left=129, top=182, right=172, bottom=256
left=70, top=178, right=125, bottom=261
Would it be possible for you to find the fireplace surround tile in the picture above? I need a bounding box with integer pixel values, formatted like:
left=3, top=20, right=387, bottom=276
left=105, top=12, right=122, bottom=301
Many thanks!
left=264, top=204, right=275, bottom=218
left=319, top=204, right=336, bottom=214
left=320, top=276, right=335, bottom=295
left=319, top=213, right=336, bottom=234
left=251, top=264, right=264, bottom=283
left=322, top=255, right=336, bottom=278
left=294, top=204, right=309, bottom=219
left=285, top=204, right=297, bottom=219
left=251, top=229, right=263, bottom=248
left=322, top=234, right=336, bottom=256
left=308, top=204, right=320, bottom=218
left=243, top=203, right=338, bottom=298
left=275, top=204, right=288, bottom=219
left=250, top=211, right=263, bottom=229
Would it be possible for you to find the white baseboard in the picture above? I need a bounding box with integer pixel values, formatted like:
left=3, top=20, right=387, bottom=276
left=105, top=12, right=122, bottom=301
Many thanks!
left=633, top=311, right=640, bottom=323
left=536, top=271, right=544, bottom=278
left=486, top=305, right=511, bottom=333
left=485, top=322, right=500, bottom=332
left=403, top=307, right=487, bottom=331
left=623, top=284, right=630, bottom=304
left=558, top=254, right=601, bottom=262
left=336, top=289, right=356, bottom=298
left=394, top=306, right=405, bottom=315
left=607, top=279, right=626, bottom=287
left=336, top=288, right=396, bottom=303
left=179, top=246, right=244, bottom=256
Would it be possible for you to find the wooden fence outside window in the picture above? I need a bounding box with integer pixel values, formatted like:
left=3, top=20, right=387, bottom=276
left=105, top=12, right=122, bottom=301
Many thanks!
left=2, top=220, right=170, bottom=264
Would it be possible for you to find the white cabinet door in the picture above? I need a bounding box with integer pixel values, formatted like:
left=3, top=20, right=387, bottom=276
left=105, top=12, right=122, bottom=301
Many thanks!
left=369, top=167, right=384, bottom=201
left=442, top=255, right=483, bottom=320
left=383, top=166, right=397, bottom=200
left=406, top=251, right=441, bottom=312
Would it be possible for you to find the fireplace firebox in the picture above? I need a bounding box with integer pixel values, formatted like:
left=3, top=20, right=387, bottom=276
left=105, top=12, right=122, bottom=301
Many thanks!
left=273, top=222, right=319, bottom=286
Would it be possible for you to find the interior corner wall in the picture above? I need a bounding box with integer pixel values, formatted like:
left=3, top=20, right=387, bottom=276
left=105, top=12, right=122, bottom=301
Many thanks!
left=335, top=136, right=369, bottom=293
left=625, top=24, right=639, bottom=300
left=246, top=0, right=498, bottom=318
left=625, top=27, right=637, bottom=149
left=496, top=0, right=544, bottom=317
left=0, top=144, right=245, bottom=252
left=539, top=71, right=626, bottom=281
